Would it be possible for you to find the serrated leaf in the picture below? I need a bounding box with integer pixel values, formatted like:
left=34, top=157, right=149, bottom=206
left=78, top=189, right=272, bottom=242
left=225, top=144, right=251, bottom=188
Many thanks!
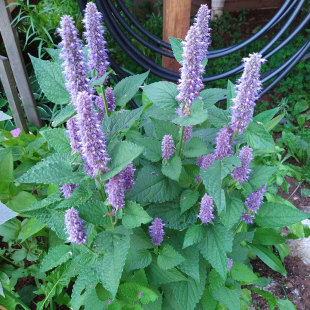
left=0, top=201, right=17, bottom=225
left=255, top=202, right=309, bottom=228
left=148, top=264, right=187, bottom=285
left=161, top=155, right=182, bottom=181
left=102, top=141, right=143, bottom=181
left=173, top=100, right=208, bottom=126
left=157, top=244, right=184, bottom=270
left=230, top=262, right=258, bottom=284
left=114, top=71, right=149, bottom=107
left=254, top=107, right=280, bottom=123
left=245, top=122, right=274, bottom=149
left=169, top=37, right=183, bottom=64
left=219, top=195, right=243, bottom=229
left=184, top=137, right=208, bottom=158
left=40, top=128, right=71, bottom=153
left=207, top=106, right=230, bottom=128
left=179, top=164, right=200, bottom=187
left=122, top=201, right=152, bottom=228
left=51, top=105, right=76, bottom=127
left=143, top=81, right=178, bottom=109
left=199, top=223, right=233, bottom=279
left=17, top=154, right=86, bottom=185
left=21, top=217, right=45, bottom=241
left=178, top=247, right=200, bottom=281
left=76, top=200, right=108, bottom=226
left=102, top=107, right=143, bottom=143
left=30, top=55, right=70, bottom=105
left=41, top=245, right=72, bottom=272
left=135, top=137, right=162, bottom=162
left=211, top=287, right=240, bottom=310
left=183, top=225, right=205, bottom=248
left=180, top=190, right=199, bottom=214
left=151, top=117, right=180, bottom=141
left=265, top=113, right=285, bottom=132
left=248, top=165, right=277, bottom=192
left=128, top=165, right=181, bottom=203
left=96, top=228, right=131, bottom=297
left=127, top=249, right=152, bottom=271
left=200, top=88, right=227, bottom=108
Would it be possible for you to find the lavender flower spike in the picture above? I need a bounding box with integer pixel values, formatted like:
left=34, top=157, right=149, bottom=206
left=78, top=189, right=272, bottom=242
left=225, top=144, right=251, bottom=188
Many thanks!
left=232, top=146, right=253, bottom=183
left=245, top=184, right=267, bottom=214
left=149, top=218, right=165, bottom=246
left=66, top=116, right=81, bottom=153
left=230, top=53, right=266, bottom=134
left=183, top=126, right=193, bottom=142
left=176, top=5, right=211, bottom=114
left=242, top=211, right=255, bottom=224
left=83, top=2, right=109, bottom=80
left=65, top=207, right=87, bottom=245
left=121, top=162, right=136, bottom=191
left=214, top=126, right=234, bottom=160
left=105, top=173, right=125, bottom=210
left=105, top=87, right=116, bottom=112
left=58, top=15, right=91, bottom=101
left=198, top=194, right=215, bottom=224
left=195, top=153, right=215, bottom=182
left=161, top=135, right=175, bottom=159
left=227, top=258, right=233, bottom=271
left=60, top=184, right=78, bottom=199
left=76, top=91, right=110, bottom=176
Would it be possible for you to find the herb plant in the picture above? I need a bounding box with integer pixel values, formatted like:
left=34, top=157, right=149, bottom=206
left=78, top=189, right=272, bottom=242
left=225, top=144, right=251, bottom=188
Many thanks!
left=1, top=3, right=309, bottom=309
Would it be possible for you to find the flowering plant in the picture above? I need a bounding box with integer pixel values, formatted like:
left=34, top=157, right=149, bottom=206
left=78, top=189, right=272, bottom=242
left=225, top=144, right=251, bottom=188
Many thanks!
left=6, top=3, right=309, bottom=309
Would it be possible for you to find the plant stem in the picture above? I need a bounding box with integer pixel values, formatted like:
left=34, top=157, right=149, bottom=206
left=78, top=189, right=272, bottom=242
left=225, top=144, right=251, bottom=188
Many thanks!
left=0, top=253, right=21, bottom=268
left=101, top=86, right=109, bottom=118
left=178, top=126, right=185, bottom=157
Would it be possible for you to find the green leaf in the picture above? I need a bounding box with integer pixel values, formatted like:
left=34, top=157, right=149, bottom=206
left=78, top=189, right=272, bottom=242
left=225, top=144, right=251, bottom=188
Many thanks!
left=40, top=128, right=71, bottom=153
left=211, top=287, right=240, bottom=310
left=0, top=149, right=13, bottom=182
left=200, top=287, right=218, bottom=310
left=135, top=137, right=162, bottom=162
left=254, top=107, right=280, bottom=123
left=180, top=190, right=199, bottom=214
left=51, top=105, right=76, bottom=127
left=0, top=201, right=17, bottom=225
left=148, top=264, right=187, bottom=285
left=183, top=225, right=205, bottom=248
left=230, top=262, right=258, bottom=284
left=184, top=137, right=208, bottom=158
left=265, top=113, right=285, bottom=132
left=76, top=200, right=108, bottom=226
left=143, top=81, right=178, bottom=109
left=248, top=166, right=277, bottom=192
left=199, top=223, right=233, bottom=279
left=255, top=202, right=309, bottom=228
left=17, top=154, right=86, bottom=185
left=200, top=157, right=240, bottom=214
left=122, top=201, right=152, bottom=228
left=172, top=100, right=208, bottom=126
left=208, top=269, right=225, bottom=292
left=30, top=55, right=70, bottom=105
left=157, top=244, right=184, bottom=270
left=21, top=217, right=45, bottom=241
left=126, top=249, right=152, bottom=271
left=114, top=71, right=149, bottom=107
left=6, top=191, right=37, bottom=212
left=151, top=117, right=180, bottom=141
left=219, top=195, right=243, bottom=229
left=41, top=245, right=72, bottom=272
left=226, top=80, right=236, bottom=110
left=161, top=155, right=182, bottom=181
left=254, top=228, right=285, bottom=245
left=200, top=88, right=227, bottom=108
left=102, top=141, right=144, bottom=181
left=276, top=299, right=297, bottom=310
left=207, top=106, right=230, bottom=128
left=128, top=165, right=181, bottom=203
left=96, top=228, right=131, bottom=297
left=169, top=37, right=183, bottom=64
left=251, top=244, right=287, bottom=276
left=178, top=247, right=200, bottom=281
left=245, top=122, right=274, bottom=149
left=250, top=287, right=277, bottom=310
left=102, top=107, right=143, bottom=143
left=179, top=164, right=200, bottom=187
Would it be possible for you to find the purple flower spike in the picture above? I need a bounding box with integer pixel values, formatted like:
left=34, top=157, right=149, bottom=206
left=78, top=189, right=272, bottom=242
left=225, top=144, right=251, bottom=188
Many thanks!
left=242, top=211, right=255, bottom=224
left=66, top=116, right=81, bottom=153
left=65, top=207, right=87, bottom=245
left=245, top=184, right=267, bottom=214
left=83, top=2, right=109, bottom=81
left=195, top=153, right=215, bottom=182
left=176, top=5, right=211, bottom=114
left=58, top=15, right=91, bottom=102
left=138, top=292, right=143, bottom=298
left=105, top=87, right=116, bottom=112
left=227, top=258, right=233, bottom=271
left=60, top=184, right=78, bottom=199
left=105, top=173, right=125, bottom=210
left=214, top=126, right=234, bottom=160
left=198, top=194, right=215, bottom=224
left=161, top=135, right=175, bottom=159
left=149, top=218, right=165, bottom=246
left=121, top=162, right=136, bottom=191
left=230, top=53, right=266, bottom=134
left=183, top=126, right=193, bottom=142
left=76, top=91, right=110, bottom=176
left=232, top=146, right=253, bottom=183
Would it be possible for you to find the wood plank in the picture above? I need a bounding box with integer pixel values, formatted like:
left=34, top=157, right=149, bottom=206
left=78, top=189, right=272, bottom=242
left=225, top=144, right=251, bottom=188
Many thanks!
left=0, top=56, right=28, bottom=132
left=0, top=0, right=42, bottom=129
left=162, top=0, right=192, bottom=72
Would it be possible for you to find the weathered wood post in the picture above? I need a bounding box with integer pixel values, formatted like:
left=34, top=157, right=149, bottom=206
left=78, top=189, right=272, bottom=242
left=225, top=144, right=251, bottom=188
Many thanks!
left=0, top=0, right=42, bottom=129
left=162, top=0, right=192, bottom=72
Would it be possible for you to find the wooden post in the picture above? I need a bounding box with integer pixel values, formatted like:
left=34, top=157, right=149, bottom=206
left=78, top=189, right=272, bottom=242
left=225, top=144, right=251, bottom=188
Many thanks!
left=162, top=0, right=192, bottom=72
left=0, top=0, right=42, bottom=129
left=0, top=56, right=28, bottom=132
